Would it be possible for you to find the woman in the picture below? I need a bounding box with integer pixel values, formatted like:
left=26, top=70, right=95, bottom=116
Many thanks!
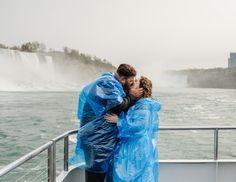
left=105, top=76, right=161, bottom=182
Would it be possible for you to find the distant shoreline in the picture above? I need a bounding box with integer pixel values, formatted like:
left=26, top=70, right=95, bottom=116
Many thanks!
left=166, top=68, right=236, bottom=89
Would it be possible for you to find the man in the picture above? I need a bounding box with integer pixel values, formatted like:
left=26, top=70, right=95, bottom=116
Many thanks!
left=78, top=64, right=142, bottom=127
left=75, top=64, right=143, bottom=182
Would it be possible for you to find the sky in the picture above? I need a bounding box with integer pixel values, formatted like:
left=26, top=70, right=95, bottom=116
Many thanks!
left=1, top=0, right=236, bottom=77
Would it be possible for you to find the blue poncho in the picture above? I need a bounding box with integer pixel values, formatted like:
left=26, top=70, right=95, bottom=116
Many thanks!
left=69, top=72, right=126, bottom=173
left=112, top=98, right=161, bottom=182
left=78, top=72, right=125, bottom=127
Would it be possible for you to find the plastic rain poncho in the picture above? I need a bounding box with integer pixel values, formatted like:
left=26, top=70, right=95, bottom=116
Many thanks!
left=78, top=72, right=125, bottom=127
left=112, top=98, right=161, bottom=182
left=69, top=72, right=126, bottom=173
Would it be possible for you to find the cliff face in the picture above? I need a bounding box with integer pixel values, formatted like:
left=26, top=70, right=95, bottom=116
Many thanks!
left=45, top=51, right=116, bottom=81
left=187, top=68, right=236, bottom=89
left=167, top=68, right=236, bottom=89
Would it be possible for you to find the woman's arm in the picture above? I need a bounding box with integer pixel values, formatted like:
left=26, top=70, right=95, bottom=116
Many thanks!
left=106, top=104, right=150, bottom=138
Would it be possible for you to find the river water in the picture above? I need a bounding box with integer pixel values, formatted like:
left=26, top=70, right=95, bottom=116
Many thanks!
left=0, top=88, right=236, bottom=181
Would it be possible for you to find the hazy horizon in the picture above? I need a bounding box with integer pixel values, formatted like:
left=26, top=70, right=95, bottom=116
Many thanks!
left=1, top=0, right=236, bottom=78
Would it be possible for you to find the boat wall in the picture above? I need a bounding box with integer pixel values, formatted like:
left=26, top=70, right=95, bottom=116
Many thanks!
left=57, top=161, right=236, bottom=182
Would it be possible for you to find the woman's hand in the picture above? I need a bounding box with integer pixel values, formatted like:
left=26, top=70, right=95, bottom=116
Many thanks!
left=104, top=113, right=118, bottom=124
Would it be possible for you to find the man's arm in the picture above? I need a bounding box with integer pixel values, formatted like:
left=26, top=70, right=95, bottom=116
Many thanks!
left=110, top=87, right=143, bottom=114
left=109, top=94, right=136, bottom=115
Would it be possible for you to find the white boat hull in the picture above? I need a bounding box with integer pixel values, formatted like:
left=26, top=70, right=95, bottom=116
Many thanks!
left=57, top=160, right=236, bottom=182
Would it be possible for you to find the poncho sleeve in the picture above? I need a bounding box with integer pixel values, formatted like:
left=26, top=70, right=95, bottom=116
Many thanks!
left=117, top=103, right=150, bottom=138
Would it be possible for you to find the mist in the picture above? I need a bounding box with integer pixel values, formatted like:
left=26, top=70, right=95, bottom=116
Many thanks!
left=0, top=48, right=110, bottom=91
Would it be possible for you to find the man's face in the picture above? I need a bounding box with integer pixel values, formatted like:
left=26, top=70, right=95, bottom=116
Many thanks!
left=131, top=78, right=140, bottom=89
left=126, top=76, right=135, bottom=88
left=121, top=76, right=135, bottom=93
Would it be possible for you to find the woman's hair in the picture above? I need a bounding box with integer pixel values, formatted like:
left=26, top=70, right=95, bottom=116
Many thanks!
left=140, top=76, right=152, bottom=98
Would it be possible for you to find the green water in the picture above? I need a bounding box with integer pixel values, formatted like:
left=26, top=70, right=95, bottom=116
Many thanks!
left=0, top=88, right=236, bottom=181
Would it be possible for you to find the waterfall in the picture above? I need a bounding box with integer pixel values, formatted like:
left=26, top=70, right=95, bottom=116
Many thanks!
left=0, top=48, right=186, bottom=90
left=0, top=48, right=89, bottom=91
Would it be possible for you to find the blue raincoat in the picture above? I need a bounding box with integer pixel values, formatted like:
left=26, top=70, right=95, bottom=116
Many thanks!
left=78, top=72, right=125, bottom=127
left=69, top=72, right=126, bottom=173
left=112, top=98, right=161, bottom=182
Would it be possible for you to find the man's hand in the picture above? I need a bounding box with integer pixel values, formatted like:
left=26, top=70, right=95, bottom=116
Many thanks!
left=129, top=87, right=143, bottom=98
left=104, top=113, right=118, bottom=123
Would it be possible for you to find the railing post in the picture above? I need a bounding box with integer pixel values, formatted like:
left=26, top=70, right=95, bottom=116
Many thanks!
left=64, top=136, right=69, bottom=171
left=214, top=129, right=219, bottom=160
left=48, top=142, right=56, bottom=182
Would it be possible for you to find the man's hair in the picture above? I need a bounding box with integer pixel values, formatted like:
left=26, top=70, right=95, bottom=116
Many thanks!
left=117, top=64, right=136, bottom=78
left=140, top=76, right=152, bottom=98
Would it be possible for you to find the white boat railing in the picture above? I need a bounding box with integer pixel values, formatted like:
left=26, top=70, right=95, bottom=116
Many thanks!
left=0, top=126, right=236, bottom=182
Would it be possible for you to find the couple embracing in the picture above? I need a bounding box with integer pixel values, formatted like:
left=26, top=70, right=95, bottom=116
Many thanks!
left=69, top=64, right=161, bottom=182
